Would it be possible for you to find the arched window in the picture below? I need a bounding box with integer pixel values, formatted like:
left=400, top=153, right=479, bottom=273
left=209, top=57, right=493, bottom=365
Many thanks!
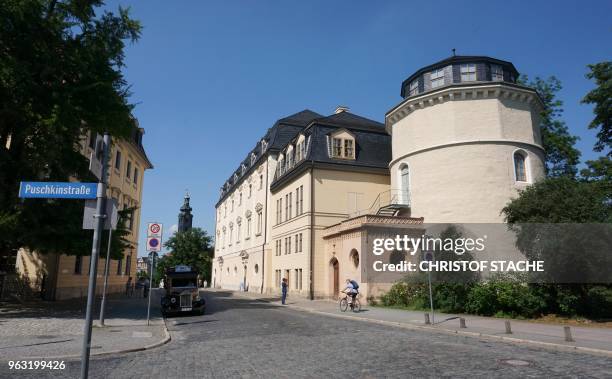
left=514, top=151, right=527, bottom=182
left=389, top=250, right=405, bottom=265
left=349, top=249, right=359, bottom=268
left=400, top=164, right=410, bottom=204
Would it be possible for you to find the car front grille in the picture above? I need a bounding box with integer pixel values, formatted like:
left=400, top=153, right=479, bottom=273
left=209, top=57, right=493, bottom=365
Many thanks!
left=180, top=293, right=192, bottom=307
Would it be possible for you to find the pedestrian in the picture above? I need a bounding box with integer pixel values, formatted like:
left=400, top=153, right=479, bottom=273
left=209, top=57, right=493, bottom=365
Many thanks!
left=281, top=277, right=288, bottom=305
left=125, top=277, right=133, bottom=297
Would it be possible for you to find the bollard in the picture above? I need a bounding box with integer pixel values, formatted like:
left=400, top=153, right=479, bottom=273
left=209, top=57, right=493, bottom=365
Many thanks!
left=504, top=320, right=512, bottom=334
left=459, top=318, right=467, bottom=328
left=564, top=326, right=574, bottom=342
left=505, top=320, right=512, bottom=334
left=424, top=313, right=431, bottom=325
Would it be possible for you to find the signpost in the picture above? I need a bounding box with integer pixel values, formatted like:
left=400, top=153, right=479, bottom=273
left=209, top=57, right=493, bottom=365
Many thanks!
left=80, top=132, right=111, bottom=379
left=97, top=198, right=119, bottom=327
left=423, top=249, right=435, bottom=324
left=83, top=198, right=118, bottom=230
left=146, top=222, right=163, bottom=326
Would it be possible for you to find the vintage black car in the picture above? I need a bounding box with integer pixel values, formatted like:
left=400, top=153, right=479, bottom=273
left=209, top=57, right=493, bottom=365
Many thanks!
left=160, top=265, right=205, bottom=316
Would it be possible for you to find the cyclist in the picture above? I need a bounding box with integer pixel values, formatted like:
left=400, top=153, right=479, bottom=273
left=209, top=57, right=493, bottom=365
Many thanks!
left=342, top=278, right=359, bottom=305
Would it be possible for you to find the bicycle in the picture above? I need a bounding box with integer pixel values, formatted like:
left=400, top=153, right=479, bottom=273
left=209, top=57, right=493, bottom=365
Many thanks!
left=339, top=291, right=361, bottom=313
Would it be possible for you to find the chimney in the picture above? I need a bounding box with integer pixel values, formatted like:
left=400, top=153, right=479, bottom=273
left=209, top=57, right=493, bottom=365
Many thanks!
left=334, top=105, right=349, bottom=114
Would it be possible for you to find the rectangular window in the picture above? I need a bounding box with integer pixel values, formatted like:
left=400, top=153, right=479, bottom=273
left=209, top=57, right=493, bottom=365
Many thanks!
left=285, top=194, right=289, bottom=221
left=431, top=68, right=445, bottom=88
left=295, top=234, right=298, bottom=253
left=299, top=233, right=303, bottom=252
left=491, top=64, right=503, bottom=81
left=117, top=258, right=123, bottom=275
left=259, top=174, right=264, bottom=190
left=409, top=79, right=419, bottom=96
left=344, top=139, right=354, bottom=158
left=288, top=237, right=291, bottom=254
left=295, top=188, right=300, bottom=215
left=288, top=192, right=292, bottom=220
left=460, top=63, right=476, bottom=82
left=332, top=138, right=342, bottom=157
left=246, top=217, right=251, bottom=237
left=115, top=150, right=122, bottom=170
left=279, top=198, right=282, bottom=224
left=285, top=269, right=290, bottom=288
left=74, top=255, right=82, bottom=274
left=275, top=270, right=281, bottom=287
left=257, top=210, right=262, bottom=235
left=294, top=269, right=299, bottom=290
left=299, top=185, right=304, bottom=214
left=133, top=167, right=139, bottom=185
left=298, top=269, right=303, bottom=290
left=125, top=254, right=131, bottom=276
left=126, top=160, right=132, bottom=179
left=236, top=223, right=241, bottom=243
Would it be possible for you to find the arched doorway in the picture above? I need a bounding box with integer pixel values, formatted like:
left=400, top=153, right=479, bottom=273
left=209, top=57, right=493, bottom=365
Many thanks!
left=330, top=258, right=339, bottom=299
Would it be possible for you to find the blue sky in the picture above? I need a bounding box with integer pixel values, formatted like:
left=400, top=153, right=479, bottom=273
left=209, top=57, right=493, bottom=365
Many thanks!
left=104, top=1, right=611, bottom=256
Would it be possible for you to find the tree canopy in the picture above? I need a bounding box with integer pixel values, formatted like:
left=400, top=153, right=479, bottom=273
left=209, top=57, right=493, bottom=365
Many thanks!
left=156, top=228, right=213, bottom=284
left=0, top=0, right=141, bottom=256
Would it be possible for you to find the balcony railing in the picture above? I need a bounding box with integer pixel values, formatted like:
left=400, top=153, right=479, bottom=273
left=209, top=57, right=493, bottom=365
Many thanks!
left=350, top=189, right=410, bottom=218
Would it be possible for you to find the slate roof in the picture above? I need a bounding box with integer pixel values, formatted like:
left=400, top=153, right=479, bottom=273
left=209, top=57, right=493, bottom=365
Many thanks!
left=270, top=111, right=392, bottom=190
left=217, top=109, right=322, bottom=205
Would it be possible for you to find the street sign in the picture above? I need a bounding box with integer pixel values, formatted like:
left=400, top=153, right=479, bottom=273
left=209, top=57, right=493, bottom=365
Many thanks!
left=19, top=181, right=97, bottom=199
left=82, top=198, right=118, bottom=230
left=147, top=222, right=163, bottom=237
left=89, top=152, right=103, bottom=181
left=146, top=237, right=162, bottom=252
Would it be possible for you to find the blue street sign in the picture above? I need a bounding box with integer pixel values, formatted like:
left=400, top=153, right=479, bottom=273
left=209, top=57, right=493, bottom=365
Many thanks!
left=19, top=181, right=97, bottom=199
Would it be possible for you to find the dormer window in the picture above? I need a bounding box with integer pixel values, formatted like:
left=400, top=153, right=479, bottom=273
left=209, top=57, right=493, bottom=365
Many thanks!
left=460, top=63, right=476, bottom=82
left=431, top=67, right=445, bottom=88
left=491, top=64, right=503, bottom=81
left=250, top=152, right=257, bottom=165
left=330, top=130, right=356, bottom=159
left=261, top=140, right=268, bottom=153
left=409, top=80, right=419, bottom=96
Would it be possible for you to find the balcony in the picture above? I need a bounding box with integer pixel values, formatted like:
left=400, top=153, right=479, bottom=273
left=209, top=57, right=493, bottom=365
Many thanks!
left=351, top=189, right=410, bottom=218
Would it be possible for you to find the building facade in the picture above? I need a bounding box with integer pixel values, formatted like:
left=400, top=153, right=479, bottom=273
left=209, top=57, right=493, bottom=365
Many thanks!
left=17, top=127, right=153, bottom=300
left=212, top=55, right=546, bottom=301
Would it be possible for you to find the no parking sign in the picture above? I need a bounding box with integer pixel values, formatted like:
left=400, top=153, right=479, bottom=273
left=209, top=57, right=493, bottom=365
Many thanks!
left=147, top=222, right=163, bottom=252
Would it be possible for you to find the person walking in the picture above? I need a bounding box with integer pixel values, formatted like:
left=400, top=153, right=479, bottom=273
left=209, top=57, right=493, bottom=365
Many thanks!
left=281, top=277, right=288, bottom=305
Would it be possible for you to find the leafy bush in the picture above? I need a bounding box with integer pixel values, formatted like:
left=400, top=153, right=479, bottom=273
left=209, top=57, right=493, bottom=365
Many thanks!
left=380, top=282, right=427, bottom=308
left=432, top=283, right=473, bottom=313
left=585, top=286, right=612, bottom=319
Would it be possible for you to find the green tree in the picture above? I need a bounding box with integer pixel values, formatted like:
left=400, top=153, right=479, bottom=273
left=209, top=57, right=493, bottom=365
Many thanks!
left=519, top=76, right=581, bottom=177
left=0, top=0, right=141, bottom=257
left=156, top=228, right=213, bottom=284
left=582, top=62, right=612, bottom=156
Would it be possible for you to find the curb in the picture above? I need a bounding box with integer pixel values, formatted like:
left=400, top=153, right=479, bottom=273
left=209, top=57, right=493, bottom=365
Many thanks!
left=233, top=292, right=612, bottom=358
left=21, top=319, right=172, bottom=361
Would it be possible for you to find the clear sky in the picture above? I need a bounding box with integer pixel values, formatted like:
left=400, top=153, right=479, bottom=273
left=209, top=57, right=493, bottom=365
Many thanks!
left=104, top=0, right=611, bottom=257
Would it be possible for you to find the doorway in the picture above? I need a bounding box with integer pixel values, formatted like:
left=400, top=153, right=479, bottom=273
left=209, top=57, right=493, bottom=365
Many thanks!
left=330, top=258, right=339, bottom=299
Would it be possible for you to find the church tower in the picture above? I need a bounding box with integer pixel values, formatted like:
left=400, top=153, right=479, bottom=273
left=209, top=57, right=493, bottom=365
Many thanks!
left=385, top=55, right=546, bottom=223
left=178, top=193, right=193, bottom=232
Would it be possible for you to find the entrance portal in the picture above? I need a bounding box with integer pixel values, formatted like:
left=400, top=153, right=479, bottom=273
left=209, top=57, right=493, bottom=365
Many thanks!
left=330, top=258, right=339, bottom=299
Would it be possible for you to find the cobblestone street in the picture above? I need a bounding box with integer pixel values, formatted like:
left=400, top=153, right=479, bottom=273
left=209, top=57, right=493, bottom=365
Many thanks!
left=1, top=290, right=611, bottom=379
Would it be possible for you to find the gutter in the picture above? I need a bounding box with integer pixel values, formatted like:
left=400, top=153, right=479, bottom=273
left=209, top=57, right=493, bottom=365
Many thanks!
left=309, top=162, right=315, bottom=300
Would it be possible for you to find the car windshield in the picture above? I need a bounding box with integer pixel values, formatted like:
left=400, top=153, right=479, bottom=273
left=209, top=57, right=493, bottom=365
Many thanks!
left=171, top=278, right=196, bottom=287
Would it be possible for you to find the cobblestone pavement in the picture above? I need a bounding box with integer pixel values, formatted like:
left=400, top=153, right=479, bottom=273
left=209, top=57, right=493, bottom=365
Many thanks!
left=0, top=292, right=165, bottom=359
left=1, top=290, right=611, bottom=379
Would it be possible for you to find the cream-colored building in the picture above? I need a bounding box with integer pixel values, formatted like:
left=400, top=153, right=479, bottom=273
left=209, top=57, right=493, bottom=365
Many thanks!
left=16, top=127, right=152, bottom=300
left=213, top=55, right=546, bottom=301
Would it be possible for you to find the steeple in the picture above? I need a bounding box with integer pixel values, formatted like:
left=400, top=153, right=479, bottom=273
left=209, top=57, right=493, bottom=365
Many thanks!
left=178, top=191, right=193, bottom=232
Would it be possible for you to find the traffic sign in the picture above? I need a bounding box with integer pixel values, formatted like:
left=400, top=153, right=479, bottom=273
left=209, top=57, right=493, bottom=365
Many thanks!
left=82, top=198, right=118, bottom=230
left=19, top=181, right=97, bottom=199
left=88, top=134, right=104, bottom=180
left=147, top=237, right=162, bottom=252
left=147, top=222, right=163, bottom=237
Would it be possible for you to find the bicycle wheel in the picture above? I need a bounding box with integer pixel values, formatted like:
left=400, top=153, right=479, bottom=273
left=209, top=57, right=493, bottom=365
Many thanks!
left=352, top=299, right=361, bottom=312
left=339, top=298, right=348, bottom=312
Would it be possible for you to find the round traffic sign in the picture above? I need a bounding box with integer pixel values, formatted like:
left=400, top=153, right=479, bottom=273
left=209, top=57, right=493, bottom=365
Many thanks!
left=148, top=238, right=159, bottom=248
left=150, top=223, right=161, bottom=234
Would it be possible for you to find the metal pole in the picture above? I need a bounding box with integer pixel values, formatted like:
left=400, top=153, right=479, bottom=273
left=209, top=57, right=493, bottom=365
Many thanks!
left=80, top=132, right=110, bottom=379
left=147, top=252, right=156, bottom=326
left=427, top=266, right=434, bottom=324
left=99, top=228, right=112, bottom=326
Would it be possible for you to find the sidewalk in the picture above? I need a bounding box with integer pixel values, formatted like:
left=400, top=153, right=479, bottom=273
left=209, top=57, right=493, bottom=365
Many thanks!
left=226, top=289, right=612, bottom=356
left=0, top=289, right=168, bottom=360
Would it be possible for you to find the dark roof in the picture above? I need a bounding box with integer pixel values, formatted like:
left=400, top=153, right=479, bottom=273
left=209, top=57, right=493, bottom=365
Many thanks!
left=400, top=55, right=520, bottom=97
left=270, top=111, right=391, bottom=191
left=217, top=109, right=322, bottom=205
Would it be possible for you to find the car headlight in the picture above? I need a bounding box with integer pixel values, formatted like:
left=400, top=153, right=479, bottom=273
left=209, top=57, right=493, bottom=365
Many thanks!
left=170, top=297, right=176, bottom=303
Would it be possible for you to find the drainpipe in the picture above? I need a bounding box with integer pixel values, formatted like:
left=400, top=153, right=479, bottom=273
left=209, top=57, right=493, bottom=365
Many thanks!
left=309, top=163, right=315, bottom=300
left=261, top=157, right=270, bottom=294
